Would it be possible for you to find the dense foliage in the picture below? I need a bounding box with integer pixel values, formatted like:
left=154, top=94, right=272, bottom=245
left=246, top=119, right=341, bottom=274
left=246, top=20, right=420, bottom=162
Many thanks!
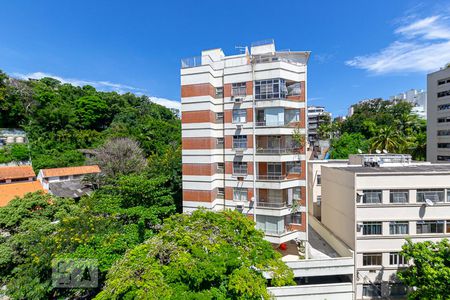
left=96, top=209, right=294, bottom=299
left=318, top=99, right=426, bottom=160
left=0, top=69, right=187, bottom=298
left=0, top=69, right=180, bottom=174
left=0, top=177, right=175, bottom=299
left=397, top=239, right=450, bottom=300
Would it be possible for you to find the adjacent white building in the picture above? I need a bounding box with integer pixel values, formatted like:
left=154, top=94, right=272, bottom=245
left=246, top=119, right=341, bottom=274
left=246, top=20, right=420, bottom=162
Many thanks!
left=319, top=154, right=450, bottom=299
left=390, top=88, right=427, bottom=119
left=427, top=66, right=450, bottom=162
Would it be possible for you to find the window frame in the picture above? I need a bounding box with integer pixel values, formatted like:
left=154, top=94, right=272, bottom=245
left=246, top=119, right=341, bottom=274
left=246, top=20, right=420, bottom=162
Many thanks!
left=362, top=253, right=382, bottom=266
left=362, top=190, right=382, bottom=204
left=389, top=221, right=409, bottom=235
left=232, top=109, right=247, bottom=124
left=416, top=220, right=445, bottom=234
left=233, top=187, right=247, bottom=202
left=231, top=82, right=247, bottom=97
left=362, top=222, right=382, bottom=235
left=233, top=135, right=247, bottom=149
left=389, top=189, right=409, bottom=203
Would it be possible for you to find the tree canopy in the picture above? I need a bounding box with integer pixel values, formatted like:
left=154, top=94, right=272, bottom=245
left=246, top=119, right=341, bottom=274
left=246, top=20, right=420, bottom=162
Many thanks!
left=96, top=209, right=294, bottom=300
left=325, top=99, right=426, bottom=159
left=397, top=239, right=450, bottom=300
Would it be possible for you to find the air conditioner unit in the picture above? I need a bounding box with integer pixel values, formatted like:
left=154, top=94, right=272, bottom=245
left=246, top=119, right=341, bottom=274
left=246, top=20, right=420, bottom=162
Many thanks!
left=236, top=204, right=244, bottom=212
left=232, top=96, right=244, bottom=103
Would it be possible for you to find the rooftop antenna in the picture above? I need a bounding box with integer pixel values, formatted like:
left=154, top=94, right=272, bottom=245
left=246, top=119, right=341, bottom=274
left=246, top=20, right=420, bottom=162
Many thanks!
left=382, top=149, right=388, bottom=154
left=375, top=149, right=381, bottom=154
left=235, top=46, right=246, bottom=54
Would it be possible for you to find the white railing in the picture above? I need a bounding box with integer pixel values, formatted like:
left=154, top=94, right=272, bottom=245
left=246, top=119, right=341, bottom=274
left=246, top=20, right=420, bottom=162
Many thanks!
left=256, top=147, right=297, bottom=155
left=256, top=174, right=286, bottom=181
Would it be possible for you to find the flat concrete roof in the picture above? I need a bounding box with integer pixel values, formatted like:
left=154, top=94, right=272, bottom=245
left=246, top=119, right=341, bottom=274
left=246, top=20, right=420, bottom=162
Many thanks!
left=331, top=164, right=450, bottom=175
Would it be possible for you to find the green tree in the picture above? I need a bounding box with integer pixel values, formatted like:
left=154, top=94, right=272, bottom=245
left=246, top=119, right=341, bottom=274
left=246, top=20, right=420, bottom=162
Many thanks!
left=369, top=126, right=405, bottom=153
left=75, top=95, right=110, bottom=130
left=329, top=132, right=369, bottom=159
left=397, top=239, right=450, bottom=300
left=97, top=210, right=294, bottom=299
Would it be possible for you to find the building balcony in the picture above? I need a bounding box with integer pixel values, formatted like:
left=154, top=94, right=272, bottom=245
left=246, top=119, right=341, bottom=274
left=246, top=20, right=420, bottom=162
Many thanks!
left=256, top=147, right=298, bottom=155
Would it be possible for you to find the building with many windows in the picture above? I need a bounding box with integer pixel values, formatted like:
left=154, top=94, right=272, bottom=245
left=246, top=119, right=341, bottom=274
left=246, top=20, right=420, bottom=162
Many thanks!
left=427, top=65, right=450, bottom=162
left=181, top=40, right=309, bottom=244
left=320, top=154, right=450, bottom=299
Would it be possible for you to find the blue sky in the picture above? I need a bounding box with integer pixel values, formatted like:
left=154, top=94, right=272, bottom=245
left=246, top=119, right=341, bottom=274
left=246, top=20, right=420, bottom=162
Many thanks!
left=1, top=0, right=450, bottom=116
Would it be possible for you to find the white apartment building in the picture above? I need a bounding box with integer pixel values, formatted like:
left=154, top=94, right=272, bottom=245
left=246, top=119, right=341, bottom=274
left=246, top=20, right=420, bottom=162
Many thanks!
left=390, top=89, right=427, bottom=119
left=307, top=106, right=331, bottom=144
left=427, top=66, right=450, bottom=162
left=320, top=154, right=450, bottom=299
left=181, top=40, right=309, bottom=244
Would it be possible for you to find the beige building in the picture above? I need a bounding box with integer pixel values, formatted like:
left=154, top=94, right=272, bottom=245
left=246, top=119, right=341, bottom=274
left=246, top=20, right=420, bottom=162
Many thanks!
left=308, top=159, right=348, bottom=219
left=320, top=154, right=450, bottom=299
left=427, top=66, right=450, bottom=162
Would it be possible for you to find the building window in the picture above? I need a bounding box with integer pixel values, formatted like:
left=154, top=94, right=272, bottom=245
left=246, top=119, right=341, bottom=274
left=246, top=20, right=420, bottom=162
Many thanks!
left=267, top=162, right=282, bottom=179
left=390, top=190, right=409, bottom=203
left=362, top=190, right=382, bottom=204
left=316, top=195, right=321, bottom=206
left=255, top=79, right=287, bottom=100
left=233, top=187, right=247, bottom=201
left=286, top=212, right=302, bottom=224
left=447, top=220, right=450, bottom=233
left=389, top=253, right=407, bottom=266
left=416, top=189, right=444, bottom=203
left=437, top=89, right=450, bottom=98
left=232, top=109, right=247, bottom=123
left=317, top=175, right=321, bottom=185
left=217, top=163, right=224, bottom=173
left=285, top=109, right=300, bottom=124
left=438, top=77, right=450, bottom=85
left=362, top=253, right=382, bottom=266
left=437, top=155, right=450, bottom=161
left=437, top=116, right=450, bottom=123
left=59, top=176, right=69, bottom=181
left=287, top=82, right=301, bottom=96
left=217, top=187, right=224, bottom=198
left=389, top=284, right=408, bottom=297
left=438, top=103, right=450, bottom=111
left=215, top=87, right=223, bottom=98
left=216, top=112, right=224, bottom=123
left=256, top=215, right=285, bottom=235
left=216, top=137, right=224, bottom=147
left=389, top=221, right=409, bottom=235
left=233, top=135, right=247, bottom=149
left=363, top=284, right=382, bottom=298
left=233, top=162, right=247, bottom=175
left=438, top=143, right=450, bottom=149
left=363, top=222, right=382, bottom=235
left=232, top=82, right=246, bottom=96
left=437, top=130, right=450, bottom=136
left=416, top=220, right=444, bottom=234
left=293, top=187, right=301, bottom=200
left=286, top=161, right=301, bottom=174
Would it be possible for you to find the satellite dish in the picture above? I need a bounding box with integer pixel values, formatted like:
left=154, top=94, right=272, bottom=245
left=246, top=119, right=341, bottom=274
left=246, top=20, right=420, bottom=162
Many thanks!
left=425, top=199, right=434, bottom=206
left=375, top=149, right=381, bottom=154
left=382, top=149, right=388, bottom=154
left=357, top=149, right=362, bottom=154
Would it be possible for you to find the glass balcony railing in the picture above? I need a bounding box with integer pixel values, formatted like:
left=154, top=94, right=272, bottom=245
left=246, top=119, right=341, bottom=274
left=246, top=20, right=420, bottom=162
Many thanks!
left=256, top=200, right=289, bottom=208
left=256, top=147, right=297, bottom=155
left=256, top=174, right=286, bottom=181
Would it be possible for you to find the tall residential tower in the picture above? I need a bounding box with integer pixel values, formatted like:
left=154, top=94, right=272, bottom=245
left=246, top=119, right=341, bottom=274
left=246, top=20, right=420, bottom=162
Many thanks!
left=427, top=66, right=450, bottom=162
left=181, top=40, right=309, bottom=244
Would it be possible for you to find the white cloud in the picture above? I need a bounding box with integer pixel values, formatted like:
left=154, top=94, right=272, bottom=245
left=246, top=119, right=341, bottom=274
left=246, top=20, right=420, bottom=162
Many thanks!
left=12, top=71, right=180, bottom=111
left=346, top=14, right=450, bottom=74
left=149, top=97, right=181, bottom=111
left=12, top=71, right=145, bottom=93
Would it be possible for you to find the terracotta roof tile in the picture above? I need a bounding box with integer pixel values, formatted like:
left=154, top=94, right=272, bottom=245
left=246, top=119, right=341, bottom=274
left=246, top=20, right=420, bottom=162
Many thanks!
left=0, top=181, right=45, bottom=207
left=0, top=165, right=36, bottom=181
left=41, top=165, right=101, bottom=177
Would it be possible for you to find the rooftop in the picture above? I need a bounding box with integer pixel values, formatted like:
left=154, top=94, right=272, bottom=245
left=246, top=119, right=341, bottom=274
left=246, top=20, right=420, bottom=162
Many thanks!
left=332, top=164, right=450, bottom=175
left=0, top=181, right=44, bottom=207
left=49, top=180, right=94, bottom=198
left=0, top=165, right=35, bottom=181
left=41, top=165, right=101, bottom=177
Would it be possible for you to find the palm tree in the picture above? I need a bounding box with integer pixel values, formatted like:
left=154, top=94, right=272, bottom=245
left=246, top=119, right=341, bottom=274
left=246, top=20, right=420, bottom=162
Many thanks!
left=370, top=126, right=406, bottom=153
